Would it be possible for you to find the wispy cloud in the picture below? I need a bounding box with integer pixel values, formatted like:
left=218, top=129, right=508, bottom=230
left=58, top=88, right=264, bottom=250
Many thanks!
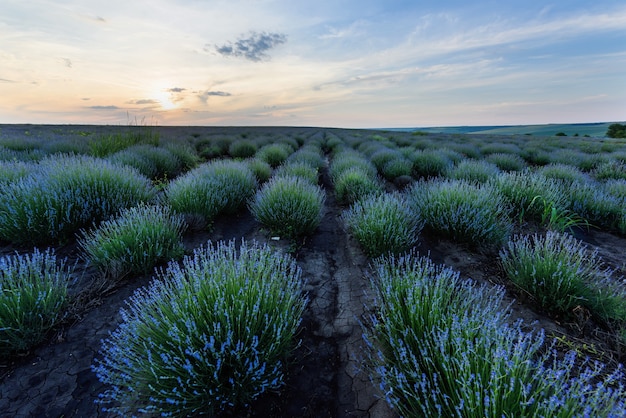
left=198, top=90, right=232, bottom=103
left=0, top=78, right=15, bottom=83
left=127, top=99, right=159, bottom=105
left=61, top=58, right=72, bottom=68
left=213, top=32, right=287, bottom=61
left=168, top=87, right=186, bottom=93
left=319, top=20, right=366, bottom=39
left=88, top=105, right=120, bottom=110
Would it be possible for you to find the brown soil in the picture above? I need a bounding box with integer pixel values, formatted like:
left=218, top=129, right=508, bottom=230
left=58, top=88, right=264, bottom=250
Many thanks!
left=1, top=125, right=625, bottom=417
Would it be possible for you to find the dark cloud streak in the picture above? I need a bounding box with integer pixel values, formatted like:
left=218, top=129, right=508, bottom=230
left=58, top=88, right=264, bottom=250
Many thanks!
left=197, top=90, right=232, bottom=103
left=213, top=32, right=287, bottom=62
left=88, top=105, right=120, bottom=110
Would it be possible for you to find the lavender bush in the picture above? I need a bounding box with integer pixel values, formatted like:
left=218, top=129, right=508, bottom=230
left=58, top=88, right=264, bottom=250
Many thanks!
left=93, top=240, right=307, bottom=416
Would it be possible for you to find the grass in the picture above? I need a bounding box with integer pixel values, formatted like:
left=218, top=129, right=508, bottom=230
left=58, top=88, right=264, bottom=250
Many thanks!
left=366, top=250, right=626, bottom=417
left=79, top=204, right=186, bottom=279
left=249, top=175, right=325, bottom=240
left=0, top=248, right=72, bottom=356
left=342, top=193, right=422, bottom=258
left=88, top=125, right=160, bottom=157
left=93, top=239, right=307, bottom=416
left=568, top=180, right=623, bottom=232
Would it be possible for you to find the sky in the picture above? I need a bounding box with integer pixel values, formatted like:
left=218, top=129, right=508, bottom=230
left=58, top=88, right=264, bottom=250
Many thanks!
left=1, top=0, right=625, bottom=128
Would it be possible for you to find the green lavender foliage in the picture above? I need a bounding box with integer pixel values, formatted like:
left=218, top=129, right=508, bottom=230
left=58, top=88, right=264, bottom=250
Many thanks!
left=367, top=251, right=626, bottom=417
left=342, top=193, right=422, bottom=258
left=0, top=249, right=72, bottom=356
left=256, top=143, right=293, bottom=168
left=491, top=170, right=568, bottom=223
left=448, top=159, right=501, bottom=183
left=0, top=155, right=156, bottom=245
left=334, top=167, right=384, bottom=205
left=500, top=231, right=626, bottom=324
left=249, top=176, right=325, bottom=239
left=274, top=161, right=320, bottom=185
left=228, top=140, right=258, bottom=159
left=408, top=179, right=512, bottom=249
left=93, top=240, right=306, bottom=416
left=79, top=204, right=186, bottom=278
left=165, top=160, right=258, bottom=227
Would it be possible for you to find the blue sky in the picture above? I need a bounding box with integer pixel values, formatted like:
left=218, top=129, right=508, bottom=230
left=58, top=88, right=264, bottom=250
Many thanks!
left=1, top=0, right=625, bottom=127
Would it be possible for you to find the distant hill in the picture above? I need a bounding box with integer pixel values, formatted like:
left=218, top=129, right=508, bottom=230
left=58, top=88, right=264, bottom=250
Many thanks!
left=391, top=122, right=621, bottom=137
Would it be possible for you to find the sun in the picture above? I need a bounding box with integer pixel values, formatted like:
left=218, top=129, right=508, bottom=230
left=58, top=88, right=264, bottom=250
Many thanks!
left=153, top=88, right=177, bottom=110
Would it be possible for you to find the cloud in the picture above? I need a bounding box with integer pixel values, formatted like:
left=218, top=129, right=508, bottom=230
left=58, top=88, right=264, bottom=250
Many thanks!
left=0, top=78, right=14, bottom=83
left=61, top=58, right=72, bottom=68
left=168, top=87, right=186, bottom=93
left=213, top=32, right=287, bottom=62
left=205, top=91, right=231, bottom=97
left=197, top=90, right=232, bottom=104
left=88, top=105, right=120, bottom=110
left=127, top=99, right=159, bottom=105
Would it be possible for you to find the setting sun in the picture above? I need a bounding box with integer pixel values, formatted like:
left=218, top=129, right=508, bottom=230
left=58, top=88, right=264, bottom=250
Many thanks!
left=154, top=89, right=177, bottom=110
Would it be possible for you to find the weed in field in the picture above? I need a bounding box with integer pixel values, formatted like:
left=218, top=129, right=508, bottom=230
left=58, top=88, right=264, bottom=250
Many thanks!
left=88, top=124, right=159, bottom=158
left=0, top=155, right=156, bottom=245
left=342, top=193, right=422, bottom=258
left=568, top=181, right=623, bottom=231
left=367, top=250, right=626, bottom=417
left=500, top=231, right=626, bottom=324
left=0, top=248, right=72, bottom=356
left=408, top=179, right=512, bottom=249
left=93, top=239, right=307, bottom=416
left=491, top=170, right=567, bottom=223
left=79, top=204, right=186, bottom=279
left=249, top=175, right=325, bottom=240
left=527, top=195, right=590, bottom=233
